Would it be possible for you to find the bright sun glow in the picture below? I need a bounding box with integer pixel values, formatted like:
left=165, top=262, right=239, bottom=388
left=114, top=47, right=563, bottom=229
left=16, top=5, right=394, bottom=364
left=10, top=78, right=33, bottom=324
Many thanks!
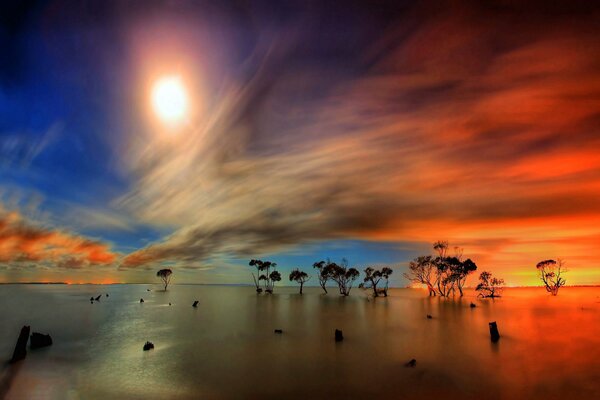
left=151, top=76, right=187, bottom=122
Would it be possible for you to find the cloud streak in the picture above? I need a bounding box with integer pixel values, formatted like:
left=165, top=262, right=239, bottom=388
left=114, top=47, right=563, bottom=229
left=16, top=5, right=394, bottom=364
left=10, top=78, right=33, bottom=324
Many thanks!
left=116, top=3, right=599, bottom=279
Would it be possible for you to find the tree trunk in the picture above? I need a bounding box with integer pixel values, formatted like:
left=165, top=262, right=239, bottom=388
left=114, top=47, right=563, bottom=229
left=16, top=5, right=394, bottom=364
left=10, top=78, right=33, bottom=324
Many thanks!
left=300, top=282, right=303, bottom=295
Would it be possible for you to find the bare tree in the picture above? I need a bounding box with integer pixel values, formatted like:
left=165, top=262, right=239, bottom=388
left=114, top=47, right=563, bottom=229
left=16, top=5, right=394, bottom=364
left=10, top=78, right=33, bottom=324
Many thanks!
left=403, top=255, right=436, bottom=296
left=476, top=271, right=504, bottom=298
left=156, top=268, right=173, bottom=291
left=536, top=259, right=567, bottom=296
left=313, top=260, right=329, bottom=294
left=289, top=269, right=310, bottom=294
left=363, top=267, right=393, bottom=297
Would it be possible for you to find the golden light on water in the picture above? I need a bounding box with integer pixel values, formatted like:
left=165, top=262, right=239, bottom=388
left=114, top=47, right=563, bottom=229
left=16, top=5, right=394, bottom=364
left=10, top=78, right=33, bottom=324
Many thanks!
left=151, top=76, right=188, bottom=123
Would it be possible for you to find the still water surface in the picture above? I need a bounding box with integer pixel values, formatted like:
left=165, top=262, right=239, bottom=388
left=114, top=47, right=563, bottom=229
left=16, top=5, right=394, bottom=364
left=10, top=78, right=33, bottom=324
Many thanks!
left=0, top=285, right=599, bottom=399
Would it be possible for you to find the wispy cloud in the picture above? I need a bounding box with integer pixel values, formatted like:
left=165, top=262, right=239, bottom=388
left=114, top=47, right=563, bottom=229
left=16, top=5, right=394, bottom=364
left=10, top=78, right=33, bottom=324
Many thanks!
left=114, top=4, right=600, bottom=279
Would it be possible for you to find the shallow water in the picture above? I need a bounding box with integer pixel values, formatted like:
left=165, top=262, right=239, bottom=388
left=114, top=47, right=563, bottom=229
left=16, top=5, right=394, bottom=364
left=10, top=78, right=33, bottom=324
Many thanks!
left=0, top=285, right=598, bottom=399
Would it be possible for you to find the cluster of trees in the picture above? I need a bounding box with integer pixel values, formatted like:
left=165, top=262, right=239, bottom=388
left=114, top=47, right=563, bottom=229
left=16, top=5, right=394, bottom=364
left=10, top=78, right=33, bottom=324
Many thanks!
left=249, top=259, right=282, bottom=293
left=248, top=258, right=393, bottom=297
left=403, top=241, right=478, bottom=297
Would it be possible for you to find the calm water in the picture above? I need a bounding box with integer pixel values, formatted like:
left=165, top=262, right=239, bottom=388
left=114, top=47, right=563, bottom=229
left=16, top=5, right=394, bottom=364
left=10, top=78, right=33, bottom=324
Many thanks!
left=0, top=285, right=599, bottom=399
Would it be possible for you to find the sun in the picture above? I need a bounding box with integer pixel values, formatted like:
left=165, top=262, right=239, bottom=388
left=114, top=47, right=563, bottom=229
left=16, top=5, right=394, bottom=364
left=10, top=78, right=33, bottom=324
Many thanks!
left=151, top=76, right=188, bottom=123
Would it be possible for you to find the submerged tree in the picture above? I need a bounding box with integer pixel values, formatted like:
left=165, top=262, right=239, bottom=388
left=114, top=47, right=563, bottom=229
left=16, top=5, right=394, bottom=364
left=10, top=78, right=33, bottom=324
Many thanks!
left=450, top=258, right=478, bottom=296
left=289, top=269, right=311, bottom=294
left=269, top=270, right=282, bottom=292
left=156, top=268, right=173, bottom=291
left=476, top=271, right=505, bottom=298
left=363, top=267, right=393, bottom=297
left=404, top=255, right=437, bottom=296
left=326, top=259, right=360, bottom=296
left=313, top=260, right=330, bottom=294
left=249, top=259, right=263, bottom=293
left=536, top=259, right=567, bottom=296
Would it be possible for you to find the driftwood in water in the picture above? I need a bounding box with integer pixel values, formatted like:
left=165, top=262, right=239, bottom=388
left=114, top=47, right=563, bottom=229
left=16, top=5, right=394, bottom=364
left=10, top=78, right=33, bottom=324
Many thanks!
left=30, top=332, right=53, bottom=349
left=95, top=295, right=101, bottom=301
left=10, top=326, right=30, bottom=363
left=192, top=301, right=199, bottom=308
left=489, top=321, right=500, bottom=342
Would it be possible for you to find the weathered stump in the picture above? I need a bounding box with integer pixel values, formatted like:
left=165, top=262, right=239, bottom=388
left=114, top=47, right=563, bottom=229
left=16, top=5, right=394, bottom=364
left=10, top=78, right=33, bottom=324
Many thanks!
left=427, top=314, right=433, bottom=319
left=192, top=301, right=199, bottom=308
left=470, top=302, right=476, bottom=308
left=30, top=332, right=53, bottom=349
left=335, top=329, right=344, bottom=342
left=489, top=321, right=500, bottom=342
left=143, top=341, right=154, bottom=351
left=405, top=358, right=417, bottom=367
left=10, top=326, right=30, bottom=363
left=140, top=298, right=144, bottom=303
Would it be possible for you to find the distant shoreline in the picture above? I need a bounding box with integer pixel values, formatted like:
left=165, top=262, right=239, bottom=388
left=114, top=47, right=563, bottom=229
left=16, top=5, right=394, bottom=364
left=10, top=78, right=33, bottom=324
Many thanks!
left=0, top=282, right=598, bottom=288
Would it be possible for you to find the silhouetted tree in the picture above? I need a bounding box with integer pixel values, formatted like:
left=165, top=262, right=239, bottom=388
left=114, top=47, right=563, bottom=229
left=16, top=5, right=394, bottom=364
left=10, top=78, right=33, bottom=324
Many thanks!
left=404, top=255, right=436, bottom=296
left=408, top=241, right=477, bottom=297
left=363, top=267, right=393, bottom=297
left=156, top=268, right=173, bottom=291
left=326, top=259, right=360, bottom=296
left=313, top=260, right=330, bottom=294
left=250, top=259, right=278, bottom=293
left=476, top=271, right=505, bottom=298
left=289, top=269, right=310, bottom=294
left=269, top=270, right=282, bottom=292
left=536, top=259, right=567, bottom=296
left=249, top=259, right=263, bottom=293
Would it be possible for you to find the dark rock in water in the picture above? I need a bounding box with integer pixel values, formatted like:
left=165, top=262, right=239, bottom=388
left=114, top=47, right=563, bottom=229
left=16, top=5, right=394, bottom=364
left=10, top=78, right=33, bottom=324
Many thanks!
left=147, top=289, right=151, bottom=291
left=30, top=332, right=53, bottom=349
left=106, top=294, right=109, bottom=297
left=10, top=325, right=30, bottom=363
left=470, top=302, right=476, bottom=308
left=405, top=358, right=417, bottom=367
left=335, top=329, right=344, bottom=342
left=489, top=321, right=500, bottom=342
left=95, top=295, right=101, bottom=301
left=140, top=298, right=144, bottom=303
left=274, top=329, right=283, bottom=334
left=169, top=303, right=172, bottom=306
left=90, top=297, right=94, bottom=302
left=427, top=314, right=433, bottom=319
left=143, top=341, right=154, bottom=351
left=192, top=301, right=199, bottom=308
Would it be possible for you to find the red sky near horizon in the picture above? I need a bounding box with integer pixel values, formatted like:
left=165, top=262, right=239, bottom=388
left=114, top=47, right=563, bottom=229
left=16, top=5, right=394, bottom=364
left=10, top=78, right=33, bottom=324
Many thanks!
left=0, top=1, right=599, bottom=286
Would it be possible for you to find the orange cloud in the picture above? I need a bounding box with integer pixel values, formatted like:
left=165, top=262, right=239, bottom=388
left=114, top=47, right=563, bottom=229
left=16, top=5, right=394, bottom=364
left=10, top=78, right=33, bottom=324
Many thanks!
left=0, top=209, right=117, bottom=269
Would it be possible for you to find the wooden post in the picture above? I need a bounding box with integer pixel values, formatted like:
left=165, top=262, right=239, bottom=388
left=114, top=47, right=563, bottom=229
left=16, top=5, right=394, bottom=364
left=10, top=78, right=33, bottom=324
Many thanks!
left=10, top=325, right=30, bottom=363
left=489, top=321, right=500, bottom=342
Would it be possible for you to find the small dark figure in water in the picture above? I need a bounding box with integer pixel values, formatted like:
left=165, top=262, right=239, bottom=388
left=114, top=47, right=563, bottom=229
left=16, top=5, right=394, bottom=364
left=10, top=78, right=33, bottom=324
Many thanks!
left=95, top=295, right=101, bottom=301
left=192, top=301, right=199, bottom=307
left=30, top=332, right=52, bottom=349
left=274, top=329, right=283, bottom=334
left=335, top=329, right=344, bottom=342
left=489, top=321, right=500, bottom=342
left=140, top=298, right=144, bottom=303
left=10, top=325, right=30, bottom=363
left=470, top=302, right=476, bottom=308
left=405, top=359, right=417, bottom=367
left=427, top=314, right=433, bottom=319
left=143, top=341, right=154, bottom=351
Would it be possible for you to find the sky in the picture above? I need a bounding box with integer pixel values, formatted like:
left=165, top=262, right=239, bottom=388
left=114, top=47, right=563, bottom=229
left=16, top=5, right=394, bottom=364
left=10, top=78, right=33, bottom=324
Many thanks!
left=0, top=0, right=599, bottom=286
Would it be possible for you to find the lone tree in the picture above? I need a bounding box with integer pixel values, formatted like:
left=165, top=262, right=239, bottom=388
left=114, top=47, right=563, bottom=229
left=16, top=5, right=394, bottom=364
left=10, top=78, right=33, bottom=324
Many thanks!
left=476, top=271, right=505, bottom=298
left=363, top=266, right=393, bottom=297
left=313, top=260, right=330, bottom=294
left=289, top=269, right=310, bottom=294
left=249, top=259, right=263, bottom=293
left=325, top=259, right=360, bottom=296
left=404, top=255, right=437, bottom=296
left=156, top=268, right=173, bottom=291
left=536, top=259, right=567, bottom=296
